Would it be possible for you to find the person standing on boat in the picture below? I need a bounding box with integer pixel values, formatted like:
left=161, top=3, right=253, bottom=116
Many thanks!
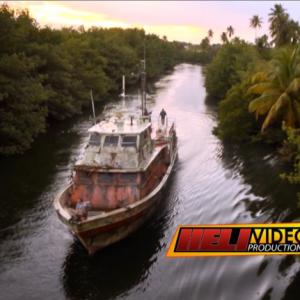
left=160, top=108, right=167, bottom=125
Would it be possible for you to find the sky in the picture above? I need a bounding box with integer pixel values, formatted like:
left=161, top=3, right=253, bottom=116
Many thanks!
left=3, top=1, right=300, bottom=44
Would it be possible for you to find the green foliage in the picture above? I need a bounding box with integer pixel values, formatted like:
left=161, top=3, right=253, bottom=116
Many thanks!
left=205, top=40, right=259, bottom=100
left=0, top=4, right=187, bottom=155
left=214, top=80, right=259, bottom=142
left=0, top=53, right=49, bottom=154
left=182, top=45, right=217, bottom=65
left=248, top=47, right=300, bottom=132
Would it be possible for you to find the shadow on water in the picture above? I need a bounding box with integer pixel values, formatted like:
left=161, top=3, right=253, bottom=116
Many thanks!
left=283, top=266, right=300, bottom=300
left=62, top=172, right=178, bottom=300
left=0, top=101, right=108, bottom=236
left=62, top=227, right=160, bottom=300
left=220, top=142, right=300, bottom=222
left=0, top=119, right=79, bottom=233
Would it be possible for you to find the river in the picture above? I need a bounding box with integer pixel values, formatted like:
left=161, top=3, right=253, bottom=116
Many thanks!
left=0, top=64, right=300, bottom=300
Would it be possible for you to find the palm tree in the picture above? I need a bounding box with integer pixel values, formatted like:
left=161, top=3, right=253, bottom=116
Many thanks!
left=248, top=47, right=300, bottom=132
left=221, top=32, right=228, bottom=44
left=227, top=26, right=234, bottom=39
left=288, top=20, right=300, bottom=44
left=268, top=4, right=289, bottom=47
left=200, top=37, right=210, bottom=50
left=255, top=34, right=269, bottom=49
left=250, top=15, right=262, bottom=40
left=208, top=29, right=213, bottom=40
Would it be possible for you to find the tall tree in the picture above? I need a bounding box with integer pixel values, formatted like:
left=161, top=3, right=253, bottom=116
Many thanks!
left=208, top=29, right=213, bottom=40
left=268, top=4, right=290, bottom=47
left=221, top=32, right=228, bottom=44
left=248, top=47, right=300, bottom=132
left=289, top=20, right=300, bottom=45
left=255, top=34, right=270, bottom=52
left=205, top=41, right=259, bottom=100
left=250, top=15, right=262, bottom=39
left=200, top=37, right=210, bottom=51
left=227, top=26, right=234, bottom=39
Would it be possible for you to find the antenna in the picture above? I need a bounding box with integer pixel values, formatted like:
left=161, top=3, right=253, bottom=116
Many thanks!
left=90, top=89, right=96, bottom=124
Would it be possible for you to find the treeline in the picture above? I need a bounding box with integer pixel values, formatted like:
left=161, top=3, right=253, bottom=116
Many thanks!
left=0, top=4, right=202, bottom=156
left=204, top=4, right=300, bottom=201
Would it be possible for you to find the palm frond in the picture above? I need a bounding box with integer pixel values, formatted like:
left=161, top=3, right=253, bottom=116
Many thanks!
left=287, top=78, right=300, bottom=95
left=261, top=104, right=278, bottom=132
left=250, top=71, right=269, bottom=84
left=247, top=82, right=275, bottom=95
left=273, top=92, right=290, bottom=112
left=248, top=94, right=276, bottom=115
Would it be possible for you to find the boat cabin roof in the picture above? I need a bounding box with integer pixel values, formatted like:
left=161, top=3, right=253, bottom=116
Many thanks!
left=88, top=116, right=151, bottom=135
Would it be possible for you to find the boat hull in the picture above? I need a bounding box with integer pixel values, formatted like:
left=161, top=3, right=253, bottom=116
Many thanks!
left=55, top=151, right=177, bottom=254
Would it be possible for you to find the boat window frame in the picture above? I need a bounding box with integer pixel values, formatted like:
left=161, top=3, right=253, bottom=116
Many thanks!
left=103, top=135, right=119, bottom=148
left=121, top=135, right=138, bottom=148
left=88, top=132, right=102, bottom=147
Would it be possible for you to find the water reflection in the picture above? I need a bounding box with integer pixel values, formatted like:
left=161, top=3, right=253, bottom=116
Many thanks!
left=220, top=142, right=299, bottom=222
left=283, top=267, right=300, bottom=299
left=0, top=119, right=81, bottom=233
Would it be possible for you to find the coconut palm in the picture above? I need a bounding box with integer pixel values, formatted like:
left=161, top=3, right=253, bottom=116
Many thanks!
left=208, top=29, right=213, bottom=40
left=227, top=26, right=234, bottom=39
left=248, top=47, right=300, bottom=132
left=288, top=20, right=300, bottom=44
left=255, top=34, right=269, bottom=49
left=268, top=4, right=289, bottom=46
left=250, top=15, right=262, bottom=39
left=220, top=32, right=228, bottom=44
left=200, top=37, right=210, bottom=50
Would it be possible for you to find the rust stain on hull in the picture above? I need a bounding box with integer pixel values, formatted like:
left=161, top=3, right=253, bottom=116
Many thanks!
left=70, top=147, right=168, bottom=211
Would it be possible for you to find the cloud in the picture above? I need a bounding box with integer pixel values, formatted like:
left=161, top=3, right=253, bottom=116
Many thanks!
left=143, top=24, right=205, bottom=43
left=5, top=1, right=130, bottom=28
left=7, top=1, right=299, bottom=43
left=4, top=1, right=206, bottom=43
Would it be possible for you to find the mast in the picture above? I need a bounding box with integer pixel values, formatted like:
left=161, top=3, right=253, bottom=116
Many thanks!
left=90, top=89, right=96, bottom=124
left=141, top=40, right=146, bottom=116
left=121, top=75, right=125, bottom=97
left=121, top=75, right=126, bottom=107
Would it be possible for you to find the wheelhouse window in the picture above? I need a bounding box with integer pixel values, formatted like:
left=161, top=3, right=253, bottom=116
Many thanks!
left=77, top=171, right=91, bottom=184
left=121, top=135, right=137, bottom=148
left=88, top=133, right=101, bottom=146
left=97, top=173, right=115, bottom=184
left=104, top=135, right=119, bottom=147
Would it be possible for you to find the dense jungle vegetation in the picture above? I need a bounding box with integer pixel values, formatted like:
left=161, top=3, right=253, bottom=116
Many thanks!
left=0, top=4, right=211, bottom=156
left=203, top=4, right=300, bottom=201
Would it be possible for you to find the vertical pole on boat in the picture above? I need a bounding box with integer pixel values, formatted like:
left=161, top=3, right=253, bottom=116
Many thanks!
left=122, top=75, right=125, bottom=96
left=90, top=89, right=96, bottom=124
left=141, top=39, right=146, bottom=116
left=121, top=75, right=125, bottom=107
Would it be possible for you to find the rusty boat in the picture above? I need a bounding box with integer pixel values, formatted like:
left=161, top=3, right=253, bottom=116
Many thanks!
left=54, top=63, right=177, bottom=254
left=54, top=109, right=177, bottom=254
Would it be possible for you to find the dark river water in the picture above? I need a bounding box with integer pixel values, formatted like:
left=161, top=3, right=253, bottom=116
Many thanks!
left=1, top=64, right=300, bottom=300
